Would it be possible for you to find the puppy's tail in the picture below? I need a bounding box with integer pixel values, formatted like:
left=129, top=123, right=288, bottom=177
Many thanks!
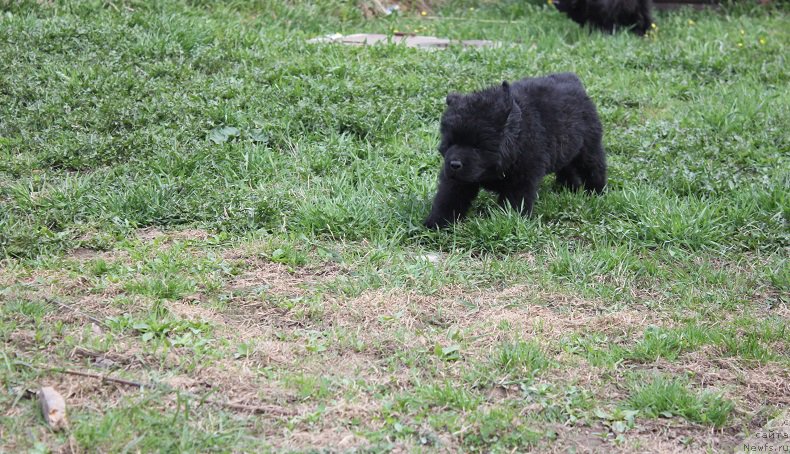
left=500, top=82, right=522, bottom=165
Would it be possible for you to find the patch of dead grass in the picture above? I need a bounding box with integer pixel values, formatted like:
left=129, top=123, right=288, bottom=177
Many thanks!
left=653, top=348, right=790, bottom=407
left=5, top=248, right=783, bottom=454
left=273, top=427, right=371, bottom=452
left=135, top=227, right=211, bottom=243
left=544, top=418, right=738, bottom=453
left=322, top=286, right=663, bottom=359
left=621, top=421, right=737, bottom=454
left=167, top=365, right=301, bottom=407
left=65, top=247, right=130, bottom=263
left=225, top=253, right=342, bottom=298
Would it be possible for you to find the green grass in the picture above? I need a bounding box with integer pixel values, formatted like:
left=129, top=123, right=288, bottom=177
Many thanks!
left=565, top=319, right=789, bottom=367
left=495, top=340, right=549, bottom=377
left=1, top=0, right=788, bottom=452
left=626, top=374, right=735, bottom=428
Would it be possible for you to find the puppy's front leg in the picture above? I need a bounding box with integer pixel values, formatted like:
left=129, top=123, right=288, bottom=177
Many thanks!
left=498, top=181, right=538, bottom=216
left=424, top=174, right=480, bottom=229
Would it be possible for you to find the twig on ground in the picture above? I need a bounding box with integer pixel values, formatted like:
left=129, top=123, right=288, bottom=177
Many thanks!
left=56, top=367, right=144, bottom=388
left=13, top=361, right=295, bottom=416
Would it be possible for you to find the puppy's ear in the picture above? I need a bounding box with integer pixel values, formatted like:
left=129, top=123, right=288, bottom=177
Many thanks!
left=446, top=93, right=462, bottom=106
left=501, top=81, right=510, bottom=93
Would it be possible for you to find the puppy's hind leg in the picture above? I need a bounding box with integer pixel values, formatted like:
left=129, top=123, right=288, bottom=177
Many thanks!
left=577, top=141, right=607, bottom=194
left=424, top=174, right=480, bottom=229
left=555, top=165, right=583, bottom=192
left=634, top=1, right=654, bottom=36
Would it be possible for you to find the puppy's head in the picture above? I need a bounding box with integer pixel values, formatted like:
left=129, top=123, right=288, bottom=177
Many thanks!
left=551, top=0, right=580, bottom=14
left=438, top=81, right=522, bottom=183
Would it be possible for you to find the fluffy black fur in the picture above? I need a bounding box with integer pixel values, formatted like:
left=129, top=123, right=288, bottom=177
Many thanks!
left=424, top=73, right=607, bottom=229
left=553, top=0, right=654, bottom=36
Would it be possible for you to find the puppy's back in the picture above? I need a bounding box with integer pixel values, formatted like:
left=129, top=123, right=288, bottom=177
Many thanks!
left=511, top=73, right=602, bottom=160
left=511, top=73, right=594, bottom=114
left=514, top=72, right=585, bottom=91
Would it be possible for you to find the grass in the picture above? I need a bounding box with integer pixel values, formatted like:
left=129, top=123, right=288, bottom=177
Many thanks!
left=0, top=0, right=788, bottom=452
left=626, top=374, right=735, bottom=428
left=495, top=340, right=549, bottom=377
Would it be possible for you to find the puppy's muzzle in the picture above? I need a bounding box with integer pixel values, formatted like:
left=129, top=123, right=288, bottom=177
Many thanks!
left=449, top=160, right=463, bottom=171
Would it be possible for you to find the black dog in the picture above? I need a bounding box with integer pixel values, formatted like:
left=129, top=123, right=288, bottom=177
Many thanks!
left=552, top=0, right=654, bottom=36
left=424, top=73, right=606, bottom=229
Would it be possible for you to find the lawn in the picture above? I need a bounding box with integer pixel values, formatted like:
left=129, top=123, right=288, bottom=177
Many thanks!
left=1, top=0, right=788, bottom=451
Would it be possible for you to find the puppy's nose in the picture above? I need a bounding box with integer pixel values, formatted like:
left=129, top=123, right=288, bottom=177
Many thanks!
left=449, top=160, right=463, bottom=171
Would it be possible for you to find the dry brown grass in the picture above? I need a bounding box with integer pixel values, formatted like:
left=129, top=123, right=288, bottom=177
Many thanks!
left=654, top=348, right=790, bottom=407
left=2, top=231, right=786, bottom=453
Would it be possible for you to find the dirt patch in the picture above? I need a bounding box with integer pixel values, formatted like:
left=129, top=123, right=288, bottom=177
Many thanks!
left=227, top=257, right=341, bottom=297
left=162, top=299, right=306, bottom=364
left=543, top=423, right=613, bottom=453
left=65, top=247, right=130, bottom=263
left=297, top=348, right=417, bottom=391
left=1, top=269, right=128, bottom=327
left=168, top=365, right=301, bottom=407
left=263, top=394, right=389, bottom=450
left=167, top=298, right=230, bottom=329
left=750, top=288, right=789, bottom=317
left=66, top=247, right=100, bottom=261
left=135, top=227, right=167, bottom=242
left=228, top=262, right=310, bottom=296
left=169, top=229, right=213, bottom=242
left=34, top=292, right=138, bottom=335
left=472, top=285, right=662, bottom=341
left=323, top=286, right=662, bottom=357
left=135, top=227, right=212, bottom=244
left=466, top=299, right=657, bottom=343
left=2, top=269, right=81, bottom=298
left=653, top=349, right=790, bottom=407
left=545, top=418, right=738, bottom=453
left=538, top=352, right=615, bottom=390
left=274, top=428, right=370, bottom=451
left=623, top=421, right=738, bottom=453
left=0, top=264, right=19, bottom=287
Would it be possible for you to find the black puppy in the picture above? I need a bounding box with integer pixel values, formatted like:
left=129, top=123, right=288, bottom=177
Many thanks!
left=424, top=73, right=606, bottom=229
left=552, top=0, right=654, bottom=36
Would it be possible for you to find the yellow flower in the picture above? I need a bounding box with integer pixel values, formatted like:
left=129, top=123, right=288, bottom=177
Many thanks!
left=393, top=29, right=399, bottom=33
left=421, top=11, right=427, bottom=16
left=740, top=29, right=745, bottom=35
left=547, top=0, right=554, bottom=4
left=687, top=19, right=695, bottom=26
left=759, top=37, right=766, bottom=45
left=737, top=42, right=743, bottom=47
left=651, top=23, right=657, bottom=29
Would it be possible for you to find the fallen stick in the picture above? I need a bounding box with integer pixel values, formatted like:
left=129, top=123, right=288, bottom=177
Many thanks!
left=56, top=367, right=144, bottom=388
left=15, top=361, right=295, bottom=416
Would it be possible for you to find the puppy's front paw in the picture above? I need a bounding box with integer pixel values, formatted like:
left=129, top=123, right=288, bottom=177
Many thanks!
left=424, top=216, right=450, bottom=229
